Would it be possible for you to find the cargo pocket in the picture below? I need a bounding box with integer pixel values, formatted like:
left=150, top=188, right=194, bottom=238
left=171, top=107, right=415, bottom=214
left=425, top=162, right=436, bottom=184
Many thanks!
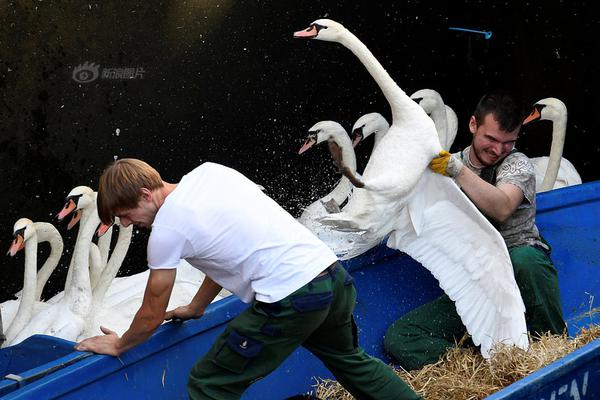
left=290, top=292, right=333, bottom=313
left=214, top=330, right=264, bottom=374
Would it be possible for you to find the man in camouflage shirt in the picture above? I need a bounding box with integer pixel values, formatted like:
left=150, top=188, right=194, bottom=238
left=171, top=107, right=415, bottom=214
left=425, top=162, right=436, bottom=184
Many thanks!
left=384, top=91, right=566, bottom=370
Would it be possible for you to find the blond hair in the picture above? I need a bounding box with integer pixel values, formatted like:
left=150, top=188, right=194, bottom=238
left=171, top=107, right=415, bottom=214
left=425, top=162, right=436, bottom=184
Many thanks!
left=97, top=158, right=163, bottom=224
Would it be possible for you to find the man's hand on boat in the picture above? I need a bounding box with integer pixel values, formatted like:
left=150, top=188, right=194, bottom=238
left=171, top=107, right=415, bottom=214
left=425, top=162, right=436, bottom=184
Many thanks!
left=164, top=303, right=205, bottom=322
left=74, top=326, right=123, bottom=356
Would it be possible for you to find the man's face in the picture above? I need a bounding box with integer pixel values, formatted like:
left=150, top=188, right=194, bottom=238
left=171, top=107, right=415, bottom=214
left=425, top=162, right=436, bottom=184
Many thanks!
left=469, top=113, right=519, bottom=167
left=114, top=194, right=156, bottom=229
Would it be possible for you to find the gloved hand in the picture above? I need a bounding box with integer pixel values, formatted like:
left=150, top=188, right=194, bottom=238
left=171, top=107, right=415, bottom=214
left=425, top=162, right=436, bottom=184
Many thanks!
left=430, top=150, right=464, bottom=178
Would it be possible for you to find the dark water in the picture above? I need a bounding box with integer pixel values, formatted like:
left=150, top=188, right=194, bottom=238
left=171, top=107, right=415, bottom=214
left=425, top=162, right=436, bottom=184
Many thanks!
left=1, top=1, right=598, bottom=301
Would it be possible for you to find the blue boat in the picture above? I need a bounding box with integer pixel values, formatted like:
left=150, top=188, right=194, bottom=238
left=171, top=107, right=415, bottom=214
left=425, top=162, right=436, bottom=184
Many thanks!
left=1, top=180, right=599, bottom=399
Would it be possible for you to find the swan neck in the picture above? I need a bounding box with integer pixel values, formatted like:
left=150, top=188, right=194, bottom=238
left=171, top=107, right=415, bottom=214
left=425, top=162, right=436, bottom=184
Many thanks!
left=540, top=118, right=567, bottom=192
left=34, top=223, right=63, bottom=301
left=92, top=225, right=133, bottom=306
left=65, top=209, right=95, bottom=303
left=5, top=237, right=37, bottom=341
left=339, top=31, right=411, bottom=121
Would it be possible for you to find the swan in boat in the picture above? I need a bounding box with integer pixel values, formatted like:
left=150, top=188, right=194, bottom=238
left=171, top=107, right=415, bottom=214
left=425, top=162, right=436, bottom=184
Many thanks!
left=57, top=187, right=105, bottom=292
left=294, top=19, right=528, bottom=358
left=522, top=97, right=582, bottom=192
left=12, top=187, right=97, bottom=343
left=2, top=219, right=63, bottom=346
left=410, top=88, right=458, bottom=151
left=297, top=120, right=377, bottom=259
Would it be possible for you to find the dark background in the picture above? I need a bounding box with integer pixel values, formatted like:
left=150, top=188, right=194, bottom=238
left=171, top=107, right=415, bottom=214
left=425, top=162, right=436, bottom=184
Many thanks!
left=1, top=1, right=598, bottom=302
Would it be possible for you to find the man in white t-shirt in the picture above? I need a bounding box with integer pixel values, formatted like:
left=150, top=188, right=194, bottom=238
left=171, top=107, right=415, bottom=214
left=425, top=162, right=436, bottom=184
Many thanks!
left=75, top=159, right=420, bottom=400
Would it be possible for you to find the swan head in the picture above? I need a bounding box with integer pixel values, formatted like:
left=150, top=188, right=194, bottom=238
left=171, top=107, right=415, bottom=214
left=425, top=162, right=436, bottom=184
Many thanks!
left=298, top=120, right=347, bottom=154
left=7, top=218, right=34, bottom=256
left=410, top=89, right=444, bottom=116
left=57, top=186, right=97, bottom=230
left=351, top=112, right=389, bottom=147
left=523, top=97, right=567, bottom=126
left=96, top=216, right=122, bottom=237
left=293, top=19, right=346, bottom=42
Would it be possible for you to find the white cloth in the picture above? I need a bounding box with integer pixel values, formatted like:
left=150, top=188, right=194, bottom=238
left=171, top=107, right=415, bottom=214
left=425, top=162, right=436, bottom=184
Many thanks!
left=148, top=162, right=337, bottom=303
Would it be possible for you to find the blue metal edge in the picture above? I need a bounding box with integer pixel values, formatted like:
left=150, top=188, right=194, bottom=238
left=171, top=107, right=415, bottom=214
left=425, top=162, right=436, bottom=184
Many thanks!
left=537, top=180, right=600, bottom=214
left=486, top=336, right=600, bottom=399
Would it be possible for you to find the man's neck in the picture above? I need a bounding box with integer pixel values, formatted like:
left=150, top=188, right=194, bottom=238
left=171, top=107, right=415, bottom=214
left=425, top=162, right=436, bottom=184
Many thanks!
left=466, top=146, right=485, bottom=169
left=154, top=181, right=178, bottom=209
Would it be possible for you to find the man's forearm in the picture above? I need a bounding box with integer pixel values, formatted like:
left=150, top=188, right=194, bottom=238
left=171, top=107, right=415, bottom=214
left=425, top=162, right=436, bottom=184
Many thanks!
left=455, top=167, right=516, bottom=222
left=189, top=276, right=223, bottom=316
left=115, top=268, right=177, bottom=354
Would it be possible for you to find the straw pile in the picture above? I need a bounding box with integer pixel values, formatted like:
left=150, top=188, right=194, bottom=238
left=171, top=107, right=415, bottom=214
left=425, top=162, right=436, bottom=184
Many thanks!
left=314, top=325, right=600, bottom=400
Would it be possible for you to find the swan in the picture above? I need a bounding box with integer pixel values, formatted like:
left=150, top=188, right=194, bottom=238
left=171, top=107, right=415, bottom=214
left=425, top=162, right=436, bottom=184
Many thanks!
left=2, top=219, right=63, bottom=346
left=294, top=19, right=528, bottom=358
left=57, top=189, right=105, bottom=291
left=297, top=120, right=377, bottom=259
left=12, top=187, right=97, bottom=343
left=410, top=88, right=458, bottom=151
left=522, top=97, right=582, bottom=192
left=298, top=121, right=357, bottom=223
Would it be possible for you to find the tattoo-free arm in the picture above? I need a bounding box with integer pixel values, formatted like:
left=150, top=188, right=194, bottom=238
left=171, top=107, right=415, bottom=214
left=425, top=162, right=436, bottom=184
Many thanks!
left=164, top=275, right=222, bottom=321
left=75, top=268, right=176, bottom=356
left=454, top=167, right=525, bottom=222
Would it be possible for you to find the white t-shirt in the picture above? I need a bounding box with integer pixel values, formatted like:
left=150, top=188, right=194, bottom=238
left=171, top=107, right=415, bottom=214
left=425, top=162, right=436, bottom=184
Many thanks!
left=147, top=162, right=338, bottom=303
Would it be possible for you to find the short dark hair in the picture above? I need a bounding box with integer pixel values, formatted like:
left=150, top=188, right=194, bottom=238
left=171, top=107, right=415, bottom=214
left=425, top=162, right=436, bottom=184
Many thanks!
left=473, top=90, right=523, bottom=132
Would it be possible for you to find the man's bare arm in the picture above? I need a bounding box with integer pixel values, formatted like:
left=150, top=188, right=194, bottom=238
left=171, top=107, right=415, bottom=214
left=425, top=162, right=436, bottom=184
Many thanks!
left=75, top=268, right=176, bottom=356
left=164, top=275, right=223, bottom=321
left=454, top=167, right=524, bottom=222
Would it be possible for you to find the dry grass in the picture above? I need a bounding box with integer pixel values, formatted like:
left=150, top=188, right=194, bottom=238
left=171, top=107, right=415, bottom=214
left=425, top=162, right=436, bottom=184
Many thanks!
left=314, top=325, right=600, bottom=400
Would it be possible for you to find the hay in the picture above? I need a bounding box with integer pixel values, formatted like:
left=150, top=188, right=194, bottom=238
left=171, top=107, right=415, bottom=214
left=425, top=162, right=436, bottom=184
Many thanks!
left=314, top=325, right=600, bottom=400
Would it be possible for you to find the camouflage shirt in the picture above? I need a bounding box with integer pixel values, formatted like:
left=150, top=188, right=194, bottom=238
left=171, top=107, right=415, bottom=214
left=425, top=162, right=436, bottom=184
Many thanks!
left=457, top=146, right=547, bottom=250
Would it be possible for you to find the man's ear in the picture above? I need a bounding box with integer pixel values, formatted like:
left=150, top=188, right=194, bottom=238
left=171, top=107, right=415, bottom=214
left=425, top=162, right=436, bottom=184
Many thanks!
left=469, top=116, right=477, bottom=135
left=139, top=188, right=152, bottom=201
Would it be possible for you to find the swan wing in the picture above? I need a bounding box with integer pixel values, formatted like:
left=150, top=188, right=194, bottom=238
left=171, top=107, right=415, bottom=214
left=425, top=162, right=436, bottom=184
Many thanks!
left=388, top=170, right=528, bottom=358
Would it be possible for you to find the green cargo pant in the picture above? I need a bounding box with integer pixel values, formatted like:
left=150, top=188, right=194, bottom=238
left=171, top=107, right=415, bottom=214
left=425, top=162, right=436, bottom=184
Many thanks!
left=188, top=263, right=421, bottom=400
left=384, top=245, right=566, bottom=371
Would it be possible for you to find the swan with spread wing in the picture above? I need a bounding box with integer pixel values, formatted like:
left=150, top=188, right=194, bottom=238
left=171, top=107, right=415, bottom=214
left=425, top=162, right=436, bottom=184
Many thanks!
left=294, top=18, right=528, bottom=358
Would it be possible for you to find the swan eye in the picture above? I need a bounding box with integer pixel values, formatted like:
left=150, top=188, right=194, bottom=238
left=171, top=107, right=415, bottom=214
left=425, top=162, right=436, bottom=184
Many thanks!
left=314, top=23, right=328, bottom=32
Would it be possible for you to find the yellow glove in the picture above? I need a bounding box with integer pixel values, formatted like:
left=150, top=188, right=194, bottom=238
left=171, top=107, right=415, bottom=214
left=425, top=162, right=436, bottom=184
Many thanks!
left=429, top=150, right=464, bottom=178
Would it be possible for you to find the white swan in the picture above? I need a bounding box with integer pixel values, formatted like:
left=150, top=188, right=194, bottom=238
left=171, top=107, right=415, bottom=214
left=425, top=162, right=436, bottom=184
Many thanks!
left=57, top=190, right=106, bottom=291
left=2, top=219, right=63, bottom=346
left=13, top=187, right=96, bottom=343
left=522, top=97, right=582, bottom=192
left=297, top=121, right=376, bottom=259
left=410, top=88, right=458, bottom=151
left=294, top=19, right=528, bottom=358
left=298, top=121, right=357, bottom=224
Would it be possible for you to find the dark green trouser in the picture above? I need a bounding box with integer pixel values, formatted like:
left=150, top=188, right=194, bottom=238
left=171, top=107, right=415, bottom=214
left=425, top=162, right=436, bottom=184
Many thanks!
left=384, top=245, right=566, bottom=371
left=188, top=263, right=420, bottom=400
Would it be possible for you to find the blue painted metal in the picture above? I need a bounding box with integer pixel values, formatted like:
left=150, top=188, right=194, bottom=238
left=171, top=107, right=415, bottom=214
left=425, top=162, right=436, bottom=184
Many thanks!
left=1, top=180, right=599, bottom=399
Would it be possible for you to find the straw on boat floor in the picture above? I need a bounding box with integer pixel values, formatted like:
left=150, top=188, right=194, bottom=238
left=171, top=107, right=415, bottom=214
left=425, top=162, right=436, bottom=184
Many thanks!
left=314, top=325, right=600, bottom=400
